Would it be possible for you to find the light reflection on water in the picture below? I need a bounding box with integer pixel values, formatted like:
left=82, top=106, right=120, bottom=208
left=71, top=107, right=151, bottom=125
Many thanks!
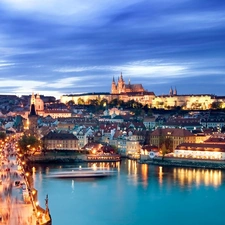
left=173, top=168, right=221, bottom=188
left=32, top=160, right=225, bottom=225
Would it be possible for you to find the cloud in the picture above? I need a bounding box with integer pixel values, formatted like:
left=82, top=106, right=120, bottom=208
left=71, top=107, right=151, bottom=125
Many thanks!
left=0, top=0, right=225, bottom=97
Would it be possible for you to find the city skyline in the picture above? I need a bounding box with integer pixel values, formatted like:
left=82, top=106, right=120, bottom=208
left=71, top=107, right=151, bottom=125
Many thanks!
left=0, top=0, right=225, bottom=99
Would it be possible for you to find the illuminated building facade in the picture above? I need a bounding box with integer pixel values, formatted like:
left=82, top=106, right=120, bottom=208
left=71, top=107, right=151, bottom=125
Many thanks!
left=42, top=131, right=78, bottom=150
left=174, top=143, right=225, bottom=160
left=60, top=75, right=222, bottom=110
left=111, top=73, right=145, bottom=94
left=150, top=128, right=196, bottom=151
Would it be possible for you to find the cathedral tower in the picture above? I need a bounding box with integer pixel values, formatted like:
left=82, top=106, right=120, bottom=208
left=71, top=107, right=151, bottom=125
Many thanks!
left=111, top=77, right=117, bottom=94
left=173, top=87, right=177, bottom=96
left=117, top=73, right=125, bottom=93
left=169, top=87, right=173, bottom=96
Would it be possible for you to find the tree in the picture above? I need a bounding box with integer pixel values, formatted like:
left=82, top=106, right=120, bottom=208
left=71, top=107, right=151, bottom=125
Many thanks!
left=78, top=98, right=85, bottom=105
left=159, top=135, right=173, bottom=160
left=67, top=100, right=75, bottom=106
left=109, top=98, right=119, bottom=107
left=211, top=101, right=223, bottom=109
left=18, top=135, right=41, bottom=156
left=100, top=99, right=108, bottom=107
left=0, top=132, right=6, bottom=141
left=161, top=143, right=167, bottom=160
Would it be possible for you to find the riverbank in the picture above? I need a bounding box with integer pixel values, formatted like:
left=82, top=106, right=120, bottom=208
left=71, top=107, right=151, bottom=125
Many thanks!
left=28, top=151, right=121, bottom=163
left=139, top=157, right=225, bottom=169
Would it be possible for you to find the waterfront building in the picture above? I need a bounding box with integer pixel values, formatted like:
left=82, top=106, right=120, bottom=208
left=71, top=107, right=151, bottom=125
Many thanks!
left=174, top=143, right=225, bottom=160
left=150, top=128, right=196, bottom=151
left=42, top=131, right=78, bottom=150
left=140, top=145, right=159, bottom=160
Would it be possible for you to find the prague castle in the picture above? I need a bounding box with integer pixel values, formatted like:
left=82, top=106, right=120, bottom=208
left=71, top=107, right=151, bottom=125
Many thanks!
left=60, top=73, right=224, bottom=110
left=111, top=73, right=145, bottom=94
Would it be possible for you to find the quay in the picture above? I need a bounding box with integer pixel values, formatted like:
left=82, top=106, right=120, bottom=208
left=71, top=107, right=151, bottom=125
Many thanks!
left=28, top=150, right=121, bottom=163
left=0, top=137, right=52, bottom=225
left=139, top=156, right=225, bottom=170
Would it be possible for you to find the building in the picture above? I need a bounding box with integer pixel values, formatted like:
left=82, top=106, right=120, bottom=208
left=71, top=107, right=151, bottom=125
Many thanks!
left=174, top=143, right=225, bottom=160
left=152, top=94, right=215, bottom=110
left=27, top=103, right=39, bottom=136
left=30, top=93, right=44, bottom=113
left=150, top=128, right=196, bottom=151
left=111, top=73, right=145, bottom=94
left=42, top=131, right=78, bottom=151
left=60, top=76, right=221, bottom=110
left=60, top=74, right=155, bottom=106
left=161, top=118, right=203, bottom=131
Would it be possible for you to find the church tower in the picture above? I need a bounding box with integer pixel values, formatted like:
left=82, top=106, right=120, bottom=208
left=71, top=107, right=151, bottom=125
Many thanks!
left=28, top=103, right=38, bottom=136
left=35, top=93, right=44, bottom=111
left=173, top=87, right=177, bottom=96
left=30, top=93, right=44, bottom=114
left=117, top=73, right=125, bottom=93
left=111, top=77, right=117, bottom=94
left=31, top=92, right=35, bottom=105
left=169, top=87, right=173, bottom=96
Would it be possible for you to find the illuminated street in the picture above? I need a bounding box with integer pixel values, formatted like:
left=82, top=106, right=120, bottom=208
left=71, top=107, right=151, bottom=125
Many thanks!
left=0, top=137, right=36, bottom=225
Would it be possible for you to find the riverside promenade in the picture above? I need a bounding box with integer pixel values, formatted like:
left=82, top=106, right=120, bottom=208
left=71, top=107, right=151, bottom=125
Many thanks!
left=139, top=156, right=225, bottom=169
left=0, top=137, right=51, bottom=225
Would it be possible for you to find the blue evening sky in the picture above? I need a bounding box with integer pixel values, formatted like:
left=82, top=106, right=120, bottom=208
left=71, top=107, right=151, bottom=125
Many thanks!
left=0, top=0, right=225, bottom=98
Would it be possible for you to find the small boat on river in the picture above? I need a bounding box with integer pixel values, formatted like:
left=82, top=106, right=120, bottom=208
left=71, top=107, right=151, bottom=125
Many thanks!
left=47, top=168, right=116, bottom=179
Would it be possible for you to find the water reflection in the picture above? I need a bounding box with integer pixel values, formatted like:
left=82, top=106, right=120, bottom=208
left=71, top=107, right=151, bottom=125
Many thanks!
left=141, top=164, right=148, bottom=188
left=158, top=166, right=163, bottom=185
left=87, top=162, right=120, bottom=171
left=32, top=160, right=222, bottom=190
left=122, top=160, right=222, bottom=189
left=173, top=168, right=221, bottom=188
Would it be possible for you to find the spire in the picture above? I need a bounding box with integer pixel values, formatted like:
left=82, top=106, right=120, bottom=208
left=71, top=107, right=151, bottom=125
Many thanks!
left=173, top=86, right=177, bottom=95
left=31, top=92, right=35, bottom=105
left=169, top=87, right=173, bottom=96
left=128, top=78, right=131, bottom=85
left=29, top=103, right=37, bottom=116
left=120, top=72, right=123, bottom=81
left=111, top=76, right=117, bottom=94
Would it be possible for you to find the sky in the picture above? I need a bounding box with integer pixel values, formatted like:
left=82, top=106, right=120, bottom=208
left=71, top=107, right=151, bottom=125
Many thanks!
left=0, top=0, right=225, bottom=99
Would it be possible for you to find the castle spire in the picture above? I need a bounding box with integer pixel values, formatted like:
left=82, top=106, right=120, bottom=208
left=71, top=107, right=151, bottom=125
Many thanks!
left=120, top=72, right=123, bottom=81
left=173, top=86, right=177, bottom=95
left=111, top=76, right=117, bottom=94
left=169, top=87, right=173, bottom=96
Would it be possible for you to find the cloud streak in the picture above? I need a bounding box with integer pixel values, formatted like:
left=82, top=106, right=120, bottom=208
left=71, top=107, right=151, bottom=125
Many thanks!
left=0, top=0, right=225, bottom=97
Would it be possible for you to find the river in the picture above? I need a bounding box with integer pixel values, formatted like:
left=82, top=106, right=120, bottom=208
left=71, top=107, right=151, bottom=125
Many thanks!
left=32, top=159, right=225, bottom=225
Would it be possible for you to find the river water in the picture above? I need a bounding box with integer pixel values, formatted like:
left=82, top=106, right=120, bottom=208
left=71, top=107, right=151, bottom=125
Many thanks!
left=33, top=159, right=225, bottom=225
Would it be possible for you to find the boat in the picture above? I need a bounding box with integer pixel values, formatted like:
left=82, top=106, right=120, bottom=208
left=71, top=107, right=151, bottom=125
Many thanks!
left=47, top=168, right=116, bottom=179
